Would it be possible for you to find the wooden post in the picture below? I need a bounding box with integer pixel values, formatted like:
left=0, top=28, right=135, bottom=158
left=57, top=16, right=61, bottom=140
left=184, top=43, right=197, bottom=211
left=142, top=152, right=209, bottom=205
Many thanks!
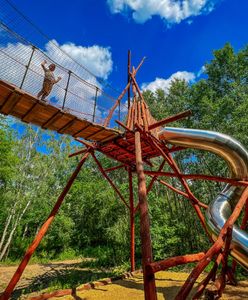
left=20, top=46, right=36, bottom=89
left=92, top=87, right=98, bottom=122
left=0, top=151, right=90, bottom=300
left=135, top=131, right=157, bottom=300
left=62, top=70, right=71, bottom=110
left=128, top=168, right=135, bottom=272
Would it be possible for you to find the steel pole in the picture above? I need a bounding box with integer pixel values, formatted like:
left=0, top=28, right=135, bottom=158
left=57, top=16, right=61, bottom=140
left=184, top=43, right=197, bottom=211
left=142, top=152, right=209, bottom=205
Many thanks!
left=92, top=88, right=98, bottom=122
left=62, top=70, right=71, bottom=110
left=20, top=46, right=35, bottom=89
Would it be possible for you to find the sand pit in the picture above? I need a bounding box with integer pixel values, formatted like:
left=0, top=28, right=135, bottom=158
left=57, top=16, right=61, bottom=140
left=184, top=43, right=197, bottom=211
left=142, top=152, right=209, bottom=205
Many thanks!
left=28, top=271, right=248, bottom=300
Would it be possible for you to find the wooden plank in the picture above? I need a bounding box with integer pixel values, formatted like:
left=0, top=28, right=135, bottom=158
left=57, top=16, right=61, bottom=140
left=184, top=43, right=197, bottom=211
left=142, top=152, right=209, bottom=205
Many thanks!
left=73, top=124, right=92, bottom=138
left=46, top=113, right=73, bottom=131
left=1, top=91, right=22, bottom=115
left=80, top=126, right=103, bottom=139
left=83, top=128, right=104, bottom=140
left=0, top=86, right=13, bottom=107
left=42, top=111, right=62, bottom=129
left=31, top=103, right=59, bottom=123
left=11, top=94, right=37, bottom=119
left=0, top=80, right=121, bottom=142
left=22, top=102, right=40, bottom=123
left=88, top=130, right=113, bottom=141
left=62, top=119, right=88, bottom=136
left=58, top=117, right=77, bottom=134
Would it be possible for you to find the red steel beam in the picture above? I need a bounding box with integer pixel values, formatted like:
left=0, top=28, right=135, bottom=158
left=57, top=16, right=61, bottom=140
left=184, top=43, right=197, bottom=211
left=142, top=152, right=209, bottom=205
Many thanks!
left=193, top=252, right=222, bottom=299
left=175, top=186, right=248, bottom=300
left=104, top=82, right=131, bottom=127
left=232, top=198, right=248, bottom=273
left=68, top=148, right=87, bottom=158
left=144, top=170, right=248, bottom=187
left=146, top=252, right=205, bottom=275
left=142, top=134, right=209, bottom=236
left=104, top=57, right=145, bottom=127
left=91, top=152, right=129, bottom=209
left=75, top=138, right=95, bottom=149
left=148, top=176, right=208, bottom=209
left=128, top=168, right=135, bottom=272
left=0, top=151, right=90, bottom=300
left=148, top=110, right=192, bottom=130
left=147, top=160, right=166, bottom=194
left=115, top=120, right=133, bottom=132
left=104, top=164, right=126, bottom=172
left=135, top=131, right=157, bottom=300
left=218, top=227, right=233, bottom=297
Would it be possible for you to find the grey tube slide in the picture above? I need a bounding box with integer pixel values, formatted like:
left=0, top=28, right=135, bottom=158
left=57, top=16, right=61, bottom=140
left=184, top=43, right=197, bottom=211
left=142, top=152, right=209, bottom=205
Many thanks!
left=159, top=127, right=248, bottom=269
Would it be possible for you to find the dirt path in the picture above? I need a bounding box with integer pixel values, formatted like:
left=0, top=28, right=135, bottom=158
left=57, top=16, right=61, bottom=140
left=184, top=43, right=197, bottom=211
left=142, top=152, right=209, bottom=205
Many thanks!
left=73, top=271, right=248, bottom=300
left=0, top=259, right=113, bottom=299
left=1, top=262, right=248, bottom=299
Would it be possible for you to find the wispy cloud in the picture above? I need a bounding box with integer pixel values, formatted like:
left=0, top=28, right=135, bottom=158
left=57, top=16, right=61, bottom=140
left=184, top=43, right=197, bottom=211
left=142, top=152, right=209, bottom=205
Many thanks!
left=107, top=0, right=219, bottom=24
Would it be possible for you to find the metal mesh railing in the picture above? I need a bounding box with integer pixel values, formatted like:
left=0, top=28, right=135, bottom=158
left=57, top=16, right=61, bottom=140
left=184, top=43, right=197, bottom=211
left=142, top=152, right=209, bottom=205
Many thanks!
left=0, top=1, right=128, bottom=127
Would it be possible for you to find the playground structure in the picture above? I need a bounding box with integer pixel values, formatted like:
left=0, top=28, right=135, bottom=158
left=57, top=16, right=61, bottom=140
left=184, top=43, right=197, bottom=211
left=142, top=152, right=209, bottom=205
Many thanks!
left=0, top=14, right=248, bottom=300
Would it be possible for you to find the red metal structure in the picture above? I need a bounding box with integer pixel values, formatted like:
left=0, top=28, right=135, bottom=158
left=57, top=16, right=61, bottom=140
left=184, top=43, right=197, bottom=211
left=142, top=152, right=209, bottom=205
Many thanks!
left=1, top=50, right=248, bottom=300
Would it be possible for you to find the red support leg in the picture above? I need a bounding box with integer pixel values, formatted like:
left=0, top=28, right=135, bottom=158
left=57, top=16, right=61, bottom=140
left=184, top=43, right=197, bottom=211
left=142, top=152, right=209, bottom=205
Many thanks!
left=175, top=187, right=248, bottom=300
left=91, top=152, right=129, bottom=208
left=0, top=151, right=90, bottom=300
left=128, top=168, right=135, bottom=272
left=232, top=198, right=248, bottom=273
left=135, top=131, right=157, bottom=300
left=147, top=160, right=166, bottom=194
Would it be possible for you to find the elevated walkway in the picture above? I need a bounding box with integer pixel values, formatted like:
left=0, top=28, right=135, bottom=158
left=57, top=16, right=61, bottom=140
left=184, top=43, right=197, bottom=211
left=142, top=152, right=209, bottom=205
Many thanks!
left=0, top=80, right=120, bottom=143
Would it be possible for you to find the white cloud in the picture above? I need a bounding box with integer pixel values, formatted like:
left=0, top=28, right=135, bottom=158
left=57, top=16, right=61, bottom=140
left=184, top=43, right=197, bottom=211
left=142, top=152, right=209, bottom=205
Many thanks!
left=45, top=40, right=113, bottom=80
left=107, top=0, right=218, bottom=24
left=142, top=71, right=196, bottom=93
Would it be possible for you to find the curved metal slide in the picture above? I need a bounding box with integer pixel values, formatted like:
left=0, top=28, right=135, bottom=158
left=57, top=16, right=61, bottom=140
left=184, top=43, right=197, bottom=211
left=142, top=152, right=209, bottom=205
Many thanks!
left=159, top=127, right=248, bottom=269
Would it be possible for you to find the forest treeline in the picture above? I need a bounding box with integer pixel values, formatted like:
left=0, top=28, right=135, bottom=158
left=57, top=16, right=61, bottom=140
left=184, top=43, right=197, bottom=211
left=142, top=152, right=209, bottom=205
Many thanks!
left=0, top=43, right=248, bottom=270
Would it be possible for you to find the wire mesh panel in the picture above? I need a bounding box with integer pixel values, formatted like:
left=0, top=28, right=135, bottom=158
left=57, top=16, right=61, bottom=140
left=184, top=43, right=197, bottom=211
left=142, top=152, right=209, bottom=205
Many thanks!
left=0, top=2, right=128, bottom=129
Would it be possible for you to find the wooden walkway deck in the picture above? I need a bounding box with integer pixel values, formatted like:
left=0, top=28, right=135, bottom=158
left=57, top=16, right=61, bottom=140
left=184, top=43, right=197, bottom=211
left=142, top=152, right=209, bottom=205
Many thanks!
left=0, top=80, right=120, bottom=143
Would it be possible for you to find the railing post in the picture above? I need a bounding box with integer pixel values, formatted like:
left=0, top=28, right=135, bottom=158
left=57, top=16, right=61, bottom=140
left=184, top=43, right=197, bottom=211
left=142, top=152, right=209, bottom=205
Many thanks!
left=20, top=45, right=36, bottom=89
left=62, top=70, right=71, bottom=110
left=93, top=87, right=98, bottom=122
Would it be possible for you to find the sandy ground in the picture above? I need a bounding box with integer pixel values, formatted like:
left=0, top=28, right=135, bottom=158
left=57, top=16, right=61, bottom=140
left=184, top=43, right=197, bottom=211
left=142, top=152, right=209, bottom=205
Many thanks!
left=1, top=261, right=248, bottom=299
left=59, top=272, right=248, bottom=300
left=0, top=260, right=83, bottom=291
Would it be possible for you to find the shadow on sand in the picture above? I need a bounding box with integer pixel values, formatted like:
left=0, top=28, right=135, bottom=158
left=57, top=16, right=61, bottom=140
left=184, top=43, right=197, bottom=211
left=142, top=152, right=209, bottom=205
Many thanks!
left=9, top=260, right=114, bottom=299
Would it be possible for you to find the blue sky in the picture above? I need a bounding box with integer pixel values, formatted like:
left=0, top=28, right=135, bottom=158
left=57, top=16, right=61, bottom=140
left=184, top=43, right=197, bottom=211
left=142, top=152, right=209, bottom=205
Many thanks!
left=7, top=0, right=247, bottom=94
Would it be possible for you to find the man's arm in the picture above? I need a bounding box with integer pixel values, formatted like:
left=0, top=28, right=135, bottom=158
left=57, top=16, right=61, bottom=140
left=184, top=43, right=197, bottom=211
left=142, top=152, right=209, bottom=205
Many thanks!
left=41, top=60, right=48, bottom=71
left=54, top=76, right=62, bottom=83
